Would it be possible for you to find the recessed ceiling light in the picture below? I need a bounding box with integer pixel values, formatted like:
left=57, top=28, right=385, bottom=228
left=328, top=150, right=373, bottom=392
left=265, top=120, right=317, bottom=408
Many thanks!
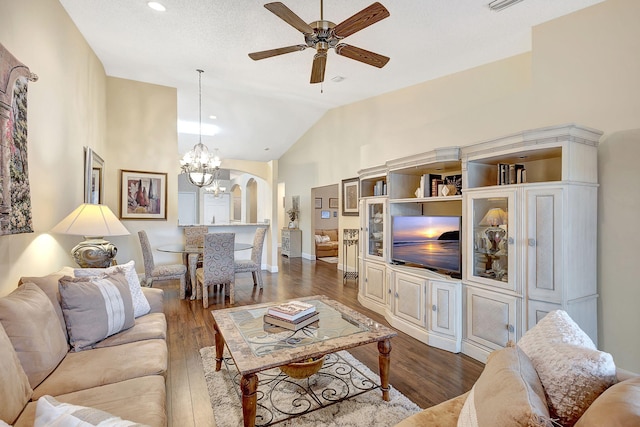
left=147, top=2, right=166, bottom=12
left=209, top=115, right=217, bottom=120
left=331, top=76, right=345, bottom=83
left=264, top=148, right=270, bottom=151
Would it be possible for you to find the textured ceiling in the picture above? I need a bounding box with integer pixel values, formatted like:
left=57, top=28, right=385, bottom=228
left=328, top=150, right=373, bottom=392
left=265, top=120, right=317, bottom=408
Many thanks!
left=58, top=0, right=604, bottom=162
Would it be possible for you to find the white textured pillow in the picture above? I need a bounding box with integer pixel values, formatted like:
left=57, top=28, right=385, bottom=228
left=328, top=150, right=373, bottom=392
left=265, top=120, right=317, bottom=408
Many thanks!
left=517, top=310, right=616, bottom=426
left=35, top=395, right=148, bottom=426
left=314, top=234, right=323, bottom=243
left=75, top=260, right=150, bottom=318
left=321, top=235, right=331, bottom=243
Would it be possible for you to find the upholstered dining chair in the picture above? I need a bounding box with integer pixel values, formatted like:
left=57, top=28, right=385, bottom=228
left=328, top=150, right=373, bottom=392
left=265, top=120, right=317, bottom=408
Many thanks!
left=183, top=225, right=208, bottom=277
left=138, top=230, right=188, bottom=298
left=196, top=233, right=235, bottom=308
left=234, top=227, right=267, bottom=288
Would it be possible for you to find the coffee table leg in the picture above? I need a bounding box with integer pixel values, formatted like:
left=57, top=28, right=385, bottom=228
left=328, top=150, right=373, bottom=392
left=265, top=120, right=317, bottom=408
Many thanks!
left=377, top=339, right=392, bottom=401
left=213, top=322, right=224, bottom=371
left=241, top=373, right=258, bottom=427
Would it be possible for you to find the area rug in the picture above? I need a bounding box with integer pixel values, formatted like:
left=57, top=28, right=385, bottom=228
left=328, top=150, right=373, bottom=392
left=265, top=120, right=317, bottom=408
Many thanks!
left=200, top=347, right=421, bottom=427
left=318, top=256, right=338, bottom=264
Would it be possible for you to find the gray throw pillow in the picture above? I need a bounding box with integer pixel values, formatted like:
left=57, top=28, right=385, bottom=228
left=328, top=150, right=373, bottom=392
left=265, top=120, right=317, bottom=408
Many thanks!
left=59, top=270, right=135, bottom=351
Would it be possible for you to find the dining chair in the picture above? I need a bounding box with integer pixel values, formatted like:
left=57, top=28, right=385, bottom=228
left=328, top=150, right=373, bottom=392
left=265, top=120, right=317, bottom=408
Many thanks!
left=138, top=230, right=188, bottom=298
left=234, top=227, right=267, bottom=288
left=196, top=233, right=235, bottom=308
left=183, top=225, right=208, bottom=282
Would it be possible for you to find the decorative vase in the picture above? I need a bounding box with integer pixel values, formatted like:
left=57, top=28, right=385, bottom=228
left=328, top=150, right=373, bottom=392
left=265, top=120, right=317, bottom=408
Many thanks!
left=280, top=355, right=326, bottom=379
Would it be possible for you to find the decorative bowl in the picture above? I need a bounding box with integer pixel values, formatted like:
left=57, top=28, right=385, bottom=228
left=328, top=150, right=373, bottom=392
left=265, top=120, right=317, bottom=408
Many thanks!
left=280, top=355, right=326, bottom=379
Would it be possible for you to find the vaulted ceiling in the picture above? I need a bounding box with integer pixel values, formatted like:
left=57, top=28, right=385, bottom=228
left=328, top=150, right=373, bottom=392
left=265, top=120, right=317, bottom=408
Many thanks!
left=59, top=0, right=604, bottom=162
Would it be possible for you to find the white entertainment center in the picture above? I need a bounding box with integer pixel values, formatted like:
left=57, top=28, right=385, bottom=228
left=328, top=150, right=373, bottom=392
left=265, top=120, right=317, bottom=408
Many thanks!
left=357, top=124, right=601, bottom=362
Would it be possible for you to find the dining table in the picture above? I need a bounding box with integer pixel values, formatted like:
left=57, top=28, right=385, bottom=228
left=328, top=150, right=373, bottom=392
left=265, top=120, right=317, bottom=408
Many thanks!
left=157, top=243, right=253, bottom=300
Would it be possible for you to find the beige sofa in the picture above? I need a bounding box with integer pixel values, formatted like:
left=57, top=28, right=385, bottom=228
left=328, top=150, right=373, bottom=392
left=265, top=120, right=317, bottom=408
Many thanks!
left=315, top=229, right=339, bottom=257
left=0, top=265, right=168, bottom=426
left=395, top=311, right=640, bottom=427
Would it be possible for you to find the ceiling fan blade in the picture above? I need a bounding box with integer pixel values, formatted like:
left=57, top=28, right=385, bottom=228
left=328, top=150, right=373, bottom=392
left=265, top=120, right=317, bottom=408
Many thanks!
left=332, top=2, right=390, bottom=39
left=335, top=44, right=389, bottom=68
left=248, top=45, right=307, bottom=60
left=264, top=2, right=314, bottom=35
left=310, top=49, right=327, bottom=84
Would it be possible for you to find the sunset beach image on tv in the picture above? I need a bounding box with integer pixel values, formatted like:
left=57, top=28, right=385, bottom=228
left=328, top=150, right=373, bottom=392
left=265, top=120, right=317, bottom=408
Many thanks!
left=391, top=215, right=461, bottom=273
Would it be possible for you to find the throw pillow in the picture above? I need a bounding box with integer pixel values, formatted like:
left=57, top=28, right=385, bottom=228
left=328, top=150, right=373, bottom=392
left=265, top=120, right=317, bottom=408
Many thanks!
left=457, top=345, right=552, bottom=427
left=0, top=322, right=33, bottom=425
left=0, top=283, right=68, bottom=389
left=320, top=235, right=331, bottom=243
left=35, top=395, right=149, bottom=426
left=517, top=310, right=617, bottom=426
left=59, top=271, right=135, bottom=352
left=574, top=376, right=640, bottom=427
left=74, top=260, right=150, bottom=318
left=314, top=234, right=323, bottom=244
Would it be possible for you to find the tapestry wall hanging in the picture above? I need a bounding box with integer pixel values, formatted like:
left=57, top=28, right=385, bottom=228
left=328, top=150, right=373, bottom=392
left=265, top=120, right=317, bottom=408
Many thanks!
left=0, top=43, right=37, bottom=235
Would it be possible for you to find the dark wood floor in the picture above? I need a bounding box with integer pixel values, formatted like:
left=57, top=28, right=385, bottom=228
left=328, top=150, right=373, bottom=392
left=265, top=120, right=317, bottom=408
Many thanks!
left=159, top=256, right=484, bottom=427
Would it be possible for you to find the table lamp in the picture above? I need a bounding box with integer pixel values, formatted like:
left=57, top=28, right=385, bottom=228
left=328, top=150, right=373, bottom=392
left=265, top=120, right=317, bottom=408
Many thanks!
left=51, top=203, right=130, bottom=268
left=479, top=207, right=508, bottom=254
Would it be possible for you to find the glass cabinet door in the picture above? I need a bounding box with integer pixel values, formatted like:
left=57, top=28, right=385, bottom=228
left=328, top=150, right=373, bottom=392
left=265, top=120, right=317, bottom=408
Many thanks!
left=366, top=199, right=386, bottom=260
left=465, top=190, right=516, bottom=291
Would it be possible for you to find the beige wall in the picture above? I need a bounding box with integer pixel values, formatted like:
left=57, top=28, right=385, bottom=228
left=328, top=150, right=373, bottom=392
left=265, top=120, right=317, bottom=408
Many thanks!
left=278, top=0, right=640, bottom=371
left=0, top=0, right=108, bottom=295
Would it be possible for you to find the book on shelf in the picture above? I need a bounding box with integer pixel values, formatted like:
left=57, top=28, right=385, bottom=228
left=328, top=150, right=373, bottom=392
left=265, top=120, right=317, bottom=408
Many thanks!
left=263, top=312, right=320, bottom=331
left=497, top=163, right=526, bottom=185
left=267, top=300, right=316, bottom=321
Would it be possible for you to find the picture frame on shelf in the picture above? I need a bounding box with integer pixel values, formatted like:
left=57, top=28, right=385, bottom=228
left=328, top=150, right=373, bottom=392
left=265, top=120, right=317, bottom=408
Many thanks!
left=342, top=177, right=359, bottom=216
left=120, top=169, right=167, bottom=220
left=315, top=197, right=322, bottom=209
left=329, top=198, right=338, bottom=208
left=321, top=210, right=330, bottom=219
left=84, top=147, right=104, bottom=204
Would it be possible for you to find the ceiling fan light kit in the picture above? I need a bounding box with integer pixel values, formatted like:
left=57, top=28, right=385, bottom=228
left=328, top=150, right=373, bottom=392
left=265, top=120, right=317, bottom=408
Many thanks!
left=249, top=1, right=390, bottom=84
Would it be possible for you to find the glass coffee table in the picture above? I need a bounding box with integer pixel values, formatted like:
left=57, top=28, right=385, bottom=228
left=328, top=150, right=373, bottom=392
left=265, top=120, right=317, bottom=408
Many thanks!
left=211, top=295, right=397, bottom=427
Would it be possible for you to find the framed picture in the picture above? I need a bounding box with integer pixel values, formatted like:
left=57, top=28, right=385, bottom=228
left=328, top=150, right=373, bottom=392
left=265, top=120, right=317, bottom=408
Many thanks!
left=84, top=147, right=104, bottom=204
left=120, top=170, right=167, bottom=220
left=342, top=177, right=359, bottom=216
left=315, top=197, right=322, bottom=209
left=329, top=198, right=338, bottom=209
left=321, top=210, right=330, bottom=219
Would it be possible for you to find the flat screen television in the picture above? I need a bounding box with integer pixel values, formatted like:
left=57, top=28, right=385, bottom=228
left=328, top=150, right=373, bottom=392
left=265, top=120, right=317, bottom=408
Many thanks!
left=391, top=215, right=461, bottom=276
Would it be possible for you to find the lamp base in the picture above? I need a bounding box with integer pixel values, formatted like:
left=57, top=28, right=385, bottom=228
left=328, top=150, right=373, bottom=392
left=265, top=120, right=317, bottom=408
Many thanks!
left=71, top=237, right=117, bottom=268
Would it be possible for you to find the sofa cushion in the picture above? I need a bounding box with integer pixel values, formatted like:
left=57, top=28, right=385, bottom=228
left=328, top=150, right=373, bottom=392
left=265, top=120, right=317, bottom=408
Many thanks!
left=93, top=312, right=166, bottom=349
left=574, top=376, right=640, bottom=427
left=32, top=339, right=167, bottom=399
left=59, top=271, right=135, bottom=351
left=517, top=310, right=616, bottom=426
left=141, top=287, right=164, bottom=314
left=15, top=376, right=166, bottom=427
left=74, top=260, right=151, bottom=318
left=0, top=322, right=33, bottom=425
left=457, top=345, right=552, bottom=427
left=394, top=392, right=468, bottom=427
left=323, top=229, right=338, bottom=241
left=0, top=283, right=68, bottom=389
left=19, top=266, right=76, bottom=341
left=34, top=395, right=146, bottom=426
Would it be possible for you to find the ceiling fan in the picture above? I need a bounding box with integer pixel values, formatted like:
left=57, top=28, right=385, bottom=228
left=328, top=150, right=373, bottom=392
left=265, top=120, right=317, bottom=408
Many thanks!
left=248, top=1, right=390, bottom=84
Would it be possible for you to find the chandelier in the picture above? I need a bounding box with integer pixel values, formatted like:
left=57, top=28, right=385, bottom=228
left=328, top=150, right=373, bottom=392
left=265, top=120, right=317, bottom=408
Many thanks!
left=180, top=69, right=221, bottom=187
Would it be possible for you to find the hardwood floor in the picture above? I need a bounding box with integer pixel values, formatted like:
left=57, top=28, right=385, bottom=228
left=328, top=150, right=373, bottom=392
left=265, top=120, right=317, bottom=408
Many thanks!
left=159, top=256, right=484, bottom=427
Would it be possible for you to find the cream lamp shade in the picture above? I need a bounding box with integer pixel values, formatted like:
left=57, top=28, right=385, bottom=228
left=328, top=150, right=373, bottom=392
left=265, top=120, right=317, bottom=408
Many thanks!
left=51, top=203, right=130, bottom=268
left=479, top=207, right=508, bottom=227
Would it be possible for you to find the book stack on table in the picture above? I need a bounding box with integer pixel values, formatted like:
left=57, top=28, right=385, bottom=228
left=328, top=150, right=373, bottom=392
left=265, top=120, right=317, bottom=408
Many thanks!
left=264, top=301, right=319, bottom=331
